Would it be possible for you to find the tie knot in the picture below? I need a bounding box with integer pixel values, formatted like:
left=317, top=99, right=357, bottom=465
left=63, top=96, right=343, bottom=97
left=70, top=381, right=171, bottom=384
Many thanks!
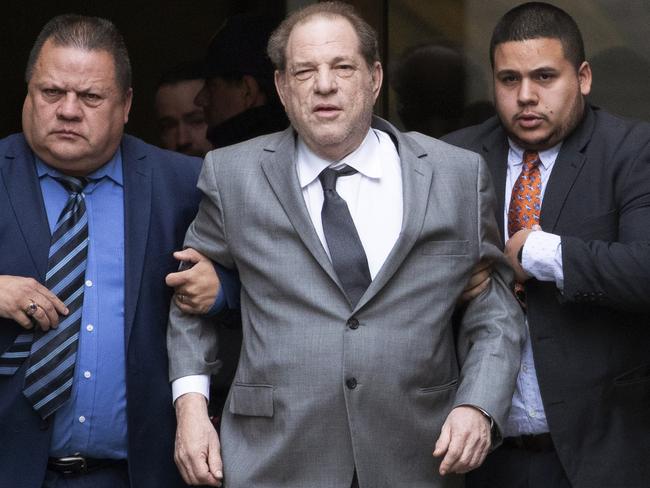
left=522, top=151, right=540, bottom=171
left=54, top=176, right=90, bottom=195
left=318, top=165, right=358, bottom=191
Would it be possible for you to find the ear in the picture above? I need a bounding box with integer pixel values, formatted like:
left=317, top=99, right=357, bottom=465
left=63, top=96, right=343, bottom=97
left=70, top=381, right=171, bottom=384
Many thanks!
left=577, top=61, right=592, bottom=97
left=241, top=74, right=267, bottom=108
left=274, top=70, right=287, bottom=109
left=123, top=87, right=133, bottom=124
left=370, top=61, right=383, bottom=102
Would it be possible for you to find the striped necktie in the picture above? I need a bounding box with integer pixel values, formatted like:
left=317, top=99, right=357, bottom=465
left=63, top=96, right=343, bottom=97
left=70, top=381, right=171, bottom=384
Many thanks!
left=20, top=175, right=90, bottom=418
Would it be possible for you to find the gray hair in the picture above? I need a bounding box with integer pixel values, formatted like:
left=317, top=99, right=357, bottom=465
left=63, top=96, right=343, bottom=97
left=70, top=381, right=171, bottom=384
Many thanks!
left=267, top=1, right=379, bottom=71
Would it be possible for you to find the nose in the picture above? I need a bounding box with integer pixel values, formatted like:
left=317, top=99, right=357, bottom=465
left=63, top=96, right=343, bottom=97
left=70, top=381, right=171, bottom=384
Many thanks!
left=56, top=92, right=83, bottom=120
left=194, top=82, right=208, bottom=108
left=176, top=122, right=192, bottom=151
left=314, top=66, right=337, bottom=95
left=517, top=78, right=538, bottom=106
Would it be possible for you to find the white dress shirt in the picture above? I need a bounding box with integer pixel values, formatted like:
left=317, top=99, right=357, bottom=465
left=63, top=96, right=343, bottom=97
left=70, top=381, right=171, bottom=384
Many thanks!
left=503, top=140, right=564, bottom=436
left=297, top=128, right=403, bottom=279
left=172, top=128, right=403, bottom=403
left=505, top=142, right=564, bottom=288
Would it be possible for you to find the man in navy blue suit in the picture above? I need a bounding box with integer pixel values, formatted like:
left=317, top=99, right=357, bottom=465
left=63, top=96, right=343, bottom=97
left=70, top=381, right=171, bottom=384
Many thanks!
left=0, top=14, right=201, bottom=488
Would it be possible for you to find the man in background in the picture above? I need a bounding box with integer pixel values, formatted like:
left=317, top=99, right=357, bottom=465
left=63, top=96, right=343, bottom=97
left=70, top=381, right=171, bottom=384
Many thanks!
left=444, top=2, right=650, bottom=487
left=196, top=13, right=288, bottom=148
left=154, top=61, right=213, bottom=157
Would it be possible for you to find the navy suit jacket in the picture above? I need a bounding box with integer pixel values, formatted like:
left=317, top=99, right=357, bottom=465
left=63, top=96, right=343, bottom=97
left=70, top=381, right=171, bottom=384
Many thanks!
left=444, top=106, right=650, bottom=487
left=0, top=133, right=201, bottom=488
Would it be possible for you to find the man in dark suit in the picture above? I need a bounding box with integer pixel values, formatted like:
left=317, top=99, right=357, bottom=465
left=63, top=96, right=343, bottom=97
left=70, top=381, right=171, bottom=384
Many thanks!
left=0, top=15, right=200, bottom=488
left=195, top=14, right=288, bottom=149
left=443, top=3, right=650, bottom=487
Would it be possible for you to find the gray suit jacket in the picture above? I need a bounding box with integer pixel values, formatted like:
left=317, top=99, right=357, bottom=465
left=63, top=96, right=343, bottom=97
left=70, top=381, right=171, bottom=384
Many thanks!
left=168, top=117, right=524, bottom=488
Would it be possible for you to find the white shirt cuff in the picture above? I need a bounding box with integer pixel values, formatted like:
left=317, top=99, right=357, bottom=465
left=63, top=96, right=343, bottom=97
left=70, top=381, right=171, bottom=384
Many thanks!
left=171, top=374, right=210, bottom=404
left=522, top=230, right=564, bottom=290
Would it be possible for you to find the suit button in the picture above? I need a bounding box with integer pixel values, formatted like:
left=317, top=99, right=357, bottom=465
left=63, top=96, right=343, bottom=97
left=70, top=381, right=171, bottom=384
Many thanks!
left=347, top=318, right=359, bottom=330
left=346, top=378, right=357, bottom=389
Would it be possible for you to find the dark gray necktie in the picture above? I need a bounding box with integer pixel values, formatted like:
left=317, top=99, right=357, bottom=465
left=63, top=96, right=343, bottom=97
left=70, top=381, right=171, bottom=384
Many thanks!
left=319, top=165, right=371, bottom=306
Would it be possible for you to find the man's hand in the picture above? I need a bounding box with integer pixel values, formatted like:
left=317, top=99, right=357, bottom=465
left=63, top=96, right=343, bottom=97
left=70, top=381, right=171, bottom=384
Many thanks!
left=0, top=275, right=68, bottom=331
left=433, top=405, right=491, bottom=475
left=175, top=392, right=223, bottom=486
left=459, top=259, right=492, bottom=303
left=166, top=248, right=220, bottom=315
left=504, top=227, right=538, bottom=283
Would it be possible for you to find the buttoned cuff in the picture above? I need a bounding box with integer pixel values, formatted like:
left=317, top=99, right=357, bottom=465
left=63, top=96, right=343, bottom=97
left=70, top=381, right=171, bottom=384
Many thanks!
left=522, top=231, right=564, bottom=290
left=171, top=375, right=210, bottom=404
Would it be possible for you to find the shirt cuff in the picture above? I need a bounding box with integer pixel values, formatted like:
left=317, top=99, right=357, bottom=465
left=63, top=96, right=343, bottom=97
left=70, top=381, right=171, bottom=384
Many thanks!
left=171, top=375, right=210, bottom=404
left=522, top=230, right=564, bottom=290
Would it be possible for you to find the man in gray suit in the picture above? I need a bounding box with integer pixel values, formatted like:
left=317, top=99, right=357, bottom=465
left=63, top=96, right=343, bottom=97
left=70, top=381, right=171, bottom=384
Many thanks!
left=168, top=2, right=524, bottom=487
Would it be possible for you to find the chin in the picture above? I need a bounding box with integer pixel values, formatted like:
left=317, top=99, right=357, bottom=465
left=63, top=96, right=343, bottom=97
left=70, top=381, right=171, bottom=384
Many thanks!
left=510, top=130, right=553, bottom=150
left=311, top=129, right=346, bottom=146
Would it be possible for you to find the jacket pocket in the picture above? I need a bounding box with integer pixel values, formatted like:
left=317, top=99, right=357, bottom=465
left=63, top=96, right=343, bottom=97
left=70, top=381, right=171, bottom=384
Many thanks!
left=420, top=240, right=469, bottom=256
left=419, top=378, right=458, bottom=394
left=229, top=382, right=274, bottom=417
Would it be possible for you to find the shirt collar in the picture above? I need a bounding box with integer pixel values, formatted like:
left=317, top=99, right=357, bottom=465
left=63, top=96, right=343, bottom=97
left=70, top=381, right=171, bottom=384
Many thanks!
left=35, top=148, right=124, bottom=186
left=507, top=138, right=562, bottom=171
left=297, top=129, right=384, bottom=189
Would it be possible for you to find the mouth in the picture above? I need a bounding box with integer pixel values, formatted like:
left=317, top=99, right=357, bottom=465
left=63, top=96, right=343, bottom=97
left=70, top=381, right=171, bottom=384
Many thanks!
left=51, top=129, right=83, bottom=140
left=514, top=112, right=546, bottom=129
left=313, top=104, right=342, bottom=119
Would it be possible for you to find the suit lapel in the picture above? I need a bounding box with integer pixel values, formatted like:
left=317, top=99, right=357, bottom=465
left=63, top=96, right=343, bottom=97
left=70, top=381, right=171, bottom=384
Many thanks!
left=540, top=108, right=594, bottom=231
left=260, top=128, right=344, bottom=292
left=355, top=118, right=433, bottom=311
left=481, top=127, right=509, bottom=245
left=0, top=136, right=50, bottom=278
left=121, top=136, right=152, bottom=347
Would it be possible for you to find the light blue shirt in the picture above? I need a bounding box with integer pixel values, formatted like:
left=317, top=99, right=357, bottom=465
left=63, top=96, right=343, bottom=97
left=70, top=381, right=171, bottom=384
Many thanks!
left=36, top=153, right=127, bottom=459
left=502, top=141, right=561, bottom=437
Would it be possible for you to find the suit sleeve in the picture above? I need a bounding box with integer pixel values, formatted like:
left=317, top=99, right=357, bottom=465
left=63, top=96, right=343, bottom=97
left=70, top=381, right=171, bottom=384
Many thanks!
left=167, top=151, right=235, bottom=382
left=561, top=137, right=650, bottom=311
left=453, top=154, right=525, bottom=436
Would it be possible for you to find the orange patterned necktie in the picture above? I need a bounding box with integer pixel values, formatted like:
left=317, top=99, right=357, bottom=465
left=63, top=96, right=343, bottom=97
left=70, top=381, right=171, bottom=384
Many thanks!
left=508, top=150, right=542, bottom=237
left=508, top=151, right=541, bottom=308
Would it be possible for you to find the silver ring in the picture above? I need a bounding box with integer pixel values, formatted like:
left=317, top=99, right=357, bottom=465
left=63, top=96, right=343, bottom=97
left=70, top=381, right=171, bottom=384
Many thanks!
left=178, top=294, right=185, bottom=304
left=25, top=300, right=38, bottom=317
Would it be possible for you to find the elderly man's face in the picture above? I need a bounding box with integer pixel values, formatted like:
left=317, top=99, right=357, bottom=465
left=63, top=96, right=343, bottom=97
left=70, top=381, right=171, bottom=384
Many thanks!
left=275, top=15, right=382, bottom=161
left=22, top=39, right=132, bottom=176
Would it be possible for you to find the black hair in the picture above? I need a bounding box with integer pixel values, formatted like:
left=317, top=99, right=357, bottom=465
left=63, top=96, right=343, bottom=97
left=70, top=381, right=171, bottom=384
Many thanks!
left=26, top=14, right=131, bottom=95
left=490, top=2, right=585, bottom=70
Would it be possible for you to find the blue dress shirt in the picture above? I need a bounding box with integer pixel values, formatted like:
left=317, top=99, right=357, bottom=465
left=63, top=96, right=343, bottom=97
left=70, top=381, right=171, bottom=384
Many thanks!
left=36, top=153, right=127, bottom=459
